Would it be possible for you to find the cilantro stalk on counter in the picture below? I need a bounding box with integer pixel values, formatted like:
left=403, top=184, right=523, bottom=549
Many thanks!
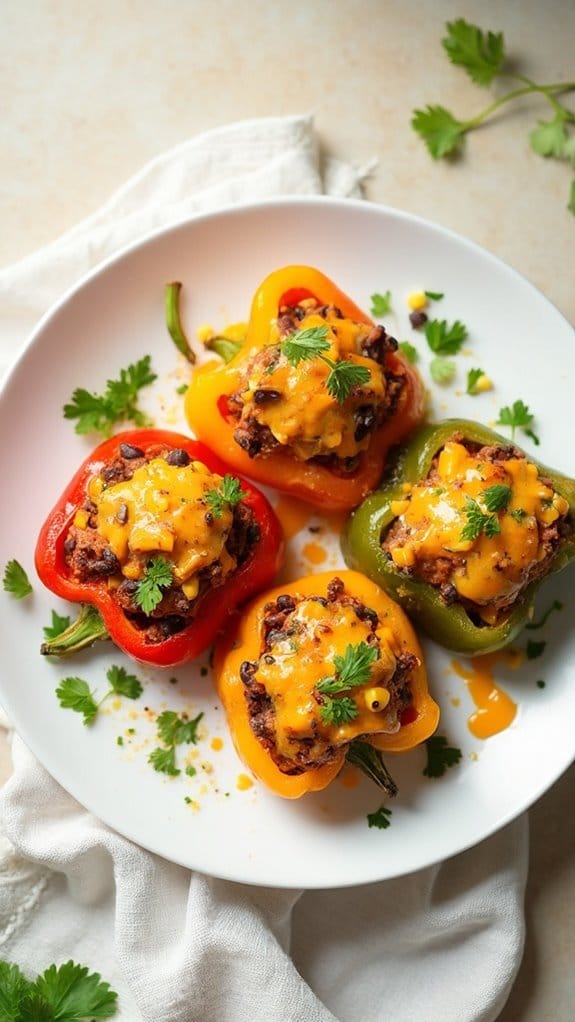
left=412, top=19, right=575, bottom=214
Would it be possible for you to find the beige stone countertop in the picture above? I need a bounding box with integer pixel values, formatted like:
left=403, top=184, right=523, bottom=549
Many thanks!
left=1, top=1, right=574, bottom=1018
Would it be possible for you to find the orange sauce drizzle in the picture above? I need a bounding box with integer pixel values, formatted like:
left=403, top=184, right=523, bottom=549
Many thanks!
left=273, top=495, right=311, bottom=539
left=302, top=541, right=327, bottom=565
left=451, top=652, right=518, bottom=739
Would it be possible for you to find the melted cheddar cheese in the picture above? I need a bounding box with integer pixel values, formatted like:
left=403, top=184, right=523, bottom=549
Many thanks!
left=388, top=441, right=569, bottom=618
left=254, top=598, right=404, bottom=760
left=239, top=308, right=386, bottom=461
left=88, top=457, right=236, bottom=597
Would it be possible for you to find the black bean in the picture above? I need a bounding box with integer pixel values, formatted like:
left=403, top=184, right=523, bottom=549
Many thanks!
left=253, top=389, right=282, bottom=404
left=165, top=448, right=191, bottom=467
left=119, top=443, right=145, bottom=459
left=409, top=310, right=428, bottom=329
left=276, top=594, right=296, bottom=612
left=240, top=661, right=256, bottom=685
left=354, top=405, right=376, bottom=442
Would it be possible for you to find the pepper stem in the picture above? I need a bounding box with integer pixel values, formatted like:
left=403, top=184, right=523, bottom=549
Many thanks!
left=346, top=739, right=398, bottom=798
left=204, top=335, right=243, bottom=364
left=41, top=604, right=110, bottom=657
left=165, top=281, right=196, bottom=363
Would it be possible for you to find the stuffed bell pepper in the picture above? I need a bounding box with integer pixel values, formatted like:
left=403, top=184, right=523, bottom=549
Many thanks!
left=35, top=430, right=284, bottom=667
left=342, top=419, right=575, bottom=655
left=185, top=265, right=425, bottom=511
left=213, top=570, right=439, bottom=798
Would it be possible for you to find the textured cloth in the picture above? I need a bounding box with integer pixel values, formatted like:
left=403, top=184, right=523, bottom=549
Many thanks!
left=0, top=114, right=527, bottom=1022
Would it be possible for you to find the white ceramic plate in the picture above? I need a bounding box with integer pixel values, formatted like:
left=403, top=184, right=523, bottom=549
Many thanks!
left=1, top=197, right=573, bottom=889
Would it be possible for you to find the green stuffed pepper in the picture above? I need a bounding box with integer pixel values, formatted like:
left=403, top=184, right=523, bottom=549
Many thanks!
left=341, top=419, right=575, bottom=655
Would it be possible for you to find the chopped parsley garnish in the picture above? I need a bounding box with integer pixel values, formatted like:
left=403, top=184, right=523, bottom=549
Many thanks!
left=63, top=355, right=157, bottom=437
left=317, top=641, right=378, bottom=726
left=134, top=556, right=173, bottom=614
left=425, top=318, right=468, bottom=355
left=281, top=326, right=371, bottom=404
left=56, top=664, right=143, bottom=725
left=525, top=599, right=563, bottom=630
left=205, top=474, right=247, bottom=518
left=398, top=340, right=419, bottom=363
left=2, top=559, right=33, bottom=599
left=482, top=484, right=512, bottom=513
left=43, top=609, right=72, bottom=640
left=509, top=508, right=527, bottom=523
left=0, top=958, right=118, bottom=1020
left=430, top=355, right=456, bottom=385
left=370, top=291, right=393, bottom=317
left=496, top=399, right=540, bottom=445
left=460, top=495, right=500, bottom=541
left=149, top=709, right=204, bottom=776
left=423, top=734, right=463, bottom=778
left=526, top=639, right=546, bottom=660
left=367, top=805, right=393, bottom=829
left=466, top=367, right=485, bottom=395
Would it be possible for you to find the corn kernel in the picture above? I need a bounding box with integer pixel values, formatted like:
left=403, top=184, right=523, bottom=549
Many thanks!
left=363, top=687, right=391, bottom=712
left=390, top=499, right=410, bottom=517
left=473, top=374, right=493, bottom=393
left=407, top=291, right=428, bottom=311
left=73, top=509, right=89, bottom=529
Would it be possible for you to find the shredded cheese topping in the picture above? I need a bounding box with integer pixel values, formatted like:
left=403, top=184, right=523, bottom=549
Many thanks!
left=388, top=441, right=569, bottom=617
left=88, top=458, right=237, bottom=594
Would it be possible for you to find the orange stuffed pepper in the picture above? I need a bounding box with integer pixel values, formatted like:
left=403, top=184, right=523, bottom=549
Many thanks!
left=185, top=266, right=424, bottom=511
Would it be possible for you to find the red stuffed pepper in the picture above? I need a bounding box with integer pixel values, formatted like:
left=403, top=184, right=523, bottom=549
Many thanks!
left=35, top=429, right=284, bottom=667
left=185, top=266, right=425, bottom=511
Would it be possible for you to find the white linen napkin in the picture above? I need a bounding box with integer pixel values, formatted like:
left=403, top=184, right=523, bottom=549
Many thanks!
left=0, top=114, right=527, bottom=1022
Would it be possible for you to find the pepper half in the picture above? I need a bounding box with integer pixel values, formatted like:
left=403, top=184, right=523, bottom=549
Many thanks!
left=185, top=266, right=424, bottom=511
left=342, top=419, right=575, bottom=655
left=35, top=429, right=284, bottom=668
left=213, top=570, right=439, bottom=798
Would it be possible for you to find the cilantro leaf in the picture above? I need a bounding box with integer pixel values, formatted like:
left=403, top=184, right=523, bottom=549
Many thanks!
left=134, top=556, right=173, bottom=615
left=496, top=399, right=540, bottom=444
left=482, top=484, right=512, bottom=513
left=411, top=105, right=466, bottom=159
left=324, top=360, right=370, bottom=403
left=106, top=665, right=143, bottom=700
left=442, top=18, right=505, bottom=86
left=33, top=959, right=118, bottom=1019
left=3, top=559, right=33, bottom=599
left=430, top=356, right=456, bottom=385
left=156, top=709, right=204, bottom=746
left=318, top=641, right=378, bottom=696
left=281, top=326, right=330, bottom=365
left=398, top=340, right=419, bottom=363
left=425, top=318, right=468, bottom=355
left=423, top=735, right=463, bottom=778
left=460, top=496, right=500, bottom=542
left=526, top=639, right=546, bottom=660
left=43, top=609, right=72, bottom=641
left=466, top=367, right=485, bottom=395
left=148, top=745, right=180, bottom=776
left=56, top=677, right=98, bottom=726
left=320, top=695, right=358, bottom=726
left=530, top=113, right=569, bottom=158
left=19, top=993, right=55, bottom=1022
left=370, top=291, right=392, bottom=317
left=367, top=805, right=392, bottom=829
left=424, top=290, right=444, bottom=301
left=63, top=356, right=157, bottom=438
left=205, top=474, right=247, bottom=518
left=0, top=960, right=32, bottom=1020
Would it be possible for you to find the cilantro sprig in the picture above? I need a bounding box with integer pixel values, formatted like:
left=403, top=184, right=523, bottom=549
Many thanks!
left=412, top=19, right=575, bottom=214
left=460, top=495, right=501, bottom=542
left=423, top=735, right=463, bottom=778
left=367, top=805, right=393, bottom=829
left=205, top=474, right=246, bottom=518
left=370, top=290, right=393, bottom=317
left=2, top=559, right=33, bottom=599
left=317, top=641, right=378, bottom=726
left=0, top=959, right=118, bottom=1020
left=281, top=326, right=371, bottom=404
left=56, top=664, right=143, bottom=726
left=496, top=399, right=540, bottom=445
left=63, top=355, right=157, bottom=437
left=134, top=556, right=173, bottom=614
left=425, top=318, right=468, bottom=355
left=148, top=708, right=204, bottom=776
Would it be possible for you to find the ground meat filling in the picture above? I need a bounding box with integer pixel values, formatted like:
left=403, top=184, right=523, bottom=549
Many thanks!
left=240, top=576, right=416, bottom=775
left=63, top=443, right=259, bottom=643
left=229, top=300, right=404, bottom=471
left=383, top=439, right=572, bottom=625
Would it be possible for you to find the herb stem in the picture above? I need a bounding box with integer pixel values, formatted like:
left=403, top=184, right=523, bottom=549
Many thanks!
left=40, top=603, right=109, bottom=657
left=346, top=739, right=398, bottom=798
left=205, top=335, right=243, bottom=364
left=165, top=281, right=196, bottom=364
left=462, top=80, right=575, bottom=132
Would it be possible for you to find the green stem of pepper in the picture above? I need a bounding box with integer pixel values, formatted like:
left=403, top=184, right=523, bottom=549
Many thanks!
left=204, top=335, right=243, bottom=363
left=41, top=603, right=109, bottom=657
left=165, top=281, right=196, bottom=364
left=346, top=739, right=398, bottom=798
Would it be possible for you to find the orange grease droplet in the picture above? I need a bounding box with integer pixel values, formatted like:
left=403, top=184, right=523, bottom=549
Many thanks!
left=274, top=495, right=311, bottom=540
left=302, top=541, right=327, bottom=565
left=210, top=737, right=223, bottom=751
left=339, top=766, right=360, bottom=789
left=452, top=652, right=517, bottom=739
left=236, top=773, right=254, bottom=791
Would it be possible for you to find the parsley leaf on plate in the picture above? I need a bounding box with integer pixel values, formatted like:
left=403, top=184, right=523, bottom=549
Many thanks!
left=425, top=318, right=468, bottom=355
left=106, top=664, right=143, bottom=700
left=370, top=291, right=393, bottom=317
left=496, top=399, right=540, bottom=445
left=3, top=559, right=33, bottom=599
left=63, top=356, right=157, bottom=437
left=367, top=805, right=393, bottom=829
left=423, top=735, right=463, bottom=778
left=156, top=709, right=204, bottom=747
left=56, top=677, right=99, bottom=726
left=43, top=609, right=72, bottom=641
